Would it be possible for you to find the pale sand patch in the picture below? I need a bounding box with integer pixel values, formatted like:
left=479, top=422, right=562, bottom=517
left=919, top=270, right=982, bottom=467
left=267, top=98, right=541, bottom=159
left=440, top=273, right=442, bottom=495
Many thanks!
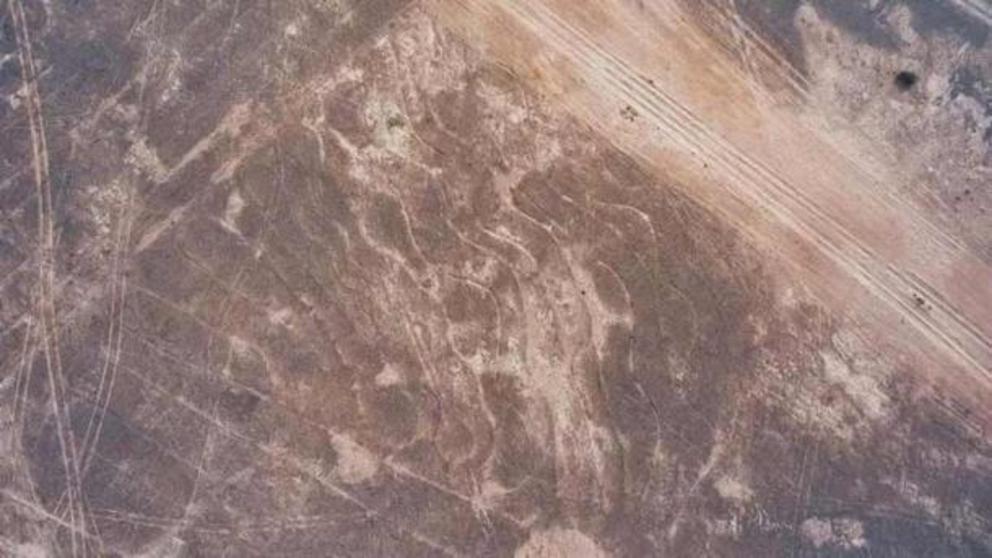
left=515, top=527, right=608, bottom=558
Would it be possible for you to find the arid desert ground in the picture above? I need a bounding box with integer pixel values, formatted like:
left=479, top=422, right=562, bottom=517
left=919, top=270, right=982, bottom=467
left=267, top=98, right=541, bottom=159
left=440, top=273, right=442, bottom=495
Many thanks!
left=3, top=0, right=992, bottom=556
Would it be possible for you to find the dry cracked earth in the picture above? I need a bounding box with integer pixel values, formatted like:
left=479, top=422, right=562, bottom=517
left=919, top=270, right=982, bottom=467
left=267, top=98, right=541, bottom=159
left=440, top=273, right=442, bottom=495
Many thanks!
left=3, top=0, right=992, bottom=556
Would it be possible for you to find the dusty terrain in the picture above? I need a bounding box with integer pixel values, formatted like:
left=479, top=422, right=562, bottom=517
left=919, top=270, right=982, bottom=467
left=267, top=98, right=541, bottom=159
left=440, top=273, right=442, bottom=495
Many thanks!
left=2, top=0, right=992, bottom=556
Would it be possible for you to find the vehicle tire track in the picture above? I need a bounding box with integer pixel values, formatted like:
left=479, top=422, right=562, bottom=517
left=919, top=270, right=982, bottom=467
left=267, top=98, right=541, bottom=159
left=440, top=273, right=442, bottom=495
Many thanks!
left=7, top=0, right=95, bottom=554
left=688, top=0, right=811, bottom=102
left=949, top=0, right=992, bottom=27
left=432, top=0, right=992, bottom=403
left=51, top=186, right=134, bottom=526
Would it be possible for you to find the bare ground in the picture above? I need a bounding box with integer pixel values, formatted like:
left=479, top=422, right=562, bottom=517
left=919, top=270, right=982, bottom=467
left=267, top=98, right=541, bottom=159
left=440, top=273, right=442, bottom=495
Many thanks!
left=1, top=0, right=992, bottom=556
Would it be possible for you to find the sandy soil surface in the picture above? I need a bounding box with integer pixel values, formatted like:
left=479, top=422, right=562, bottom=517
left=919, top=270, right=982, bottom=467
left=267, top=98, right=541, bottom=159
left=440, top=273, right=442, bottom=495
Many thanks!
left=2, top=0, right=992, bottom=556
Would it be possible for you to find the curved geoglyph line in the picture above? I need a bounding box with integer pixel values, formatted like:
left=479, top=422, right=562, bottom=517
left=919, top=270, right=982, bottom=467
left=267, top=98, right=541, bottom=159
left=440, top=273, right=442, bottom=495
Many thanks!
left=431, top=0, right=992, bottom=409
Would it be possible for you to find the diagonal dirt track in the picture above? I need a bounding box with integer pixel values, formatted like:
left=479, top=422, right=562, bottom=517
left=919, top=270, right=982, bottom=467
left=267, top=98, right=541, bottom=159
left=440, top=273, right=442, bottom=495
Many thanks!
left=7, top=0, right=992, bottom=554
left=428, top=0, right=992, bottom=424
left=950, top=0, right=992, bottom=27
